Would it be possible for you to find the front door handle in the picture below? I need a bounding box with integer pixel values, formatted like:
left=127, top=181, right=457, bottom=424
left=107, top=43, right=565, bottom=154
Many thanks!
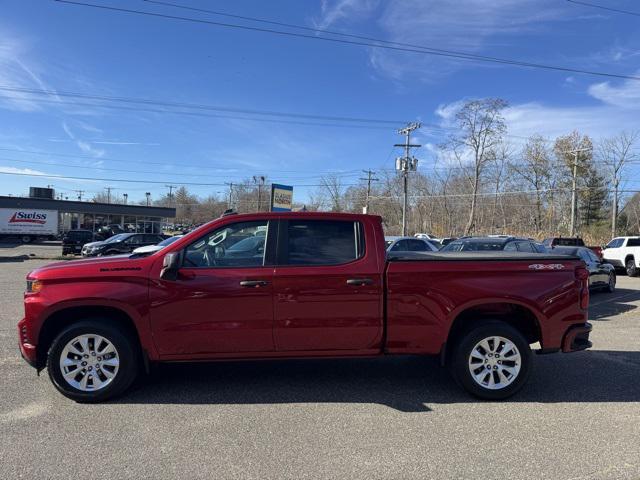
left=240, top=280, right=269, bottom=287
left=346, top=278, right=374, bottom=286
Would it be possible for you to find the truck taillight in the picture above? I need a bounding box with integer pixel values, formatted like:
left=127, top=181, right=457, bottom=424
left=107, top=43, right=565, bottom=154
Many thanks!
left=576, top=267, right=589, bottom=309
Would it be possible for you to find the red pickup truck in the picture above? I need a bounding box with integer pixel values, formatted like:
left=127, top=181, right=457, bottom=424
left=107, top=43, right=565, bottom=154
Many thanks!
left=19, top=212, right=592, bottom=402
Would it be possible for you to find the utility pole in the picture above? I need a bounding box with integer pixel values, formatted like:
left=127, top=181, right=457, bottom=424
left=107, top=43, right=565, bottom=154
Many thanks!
left=566, top=147, right=591, bottom=237
left=122, top=193, right=128, bottom=204
left=253, top=176, right=265, bottom=212
left=75, top=190, right=84, bottom=201
left=104, top=187, right=113, bottom=204
left=145, top=192, right=151, bottom=206
left=225, top=182, right=234, bottom=209
left=165, top=185, right=177, bottom=205
left=359, top=169, right=379, bottom=214
left=395, top=122, right=421, bottom=236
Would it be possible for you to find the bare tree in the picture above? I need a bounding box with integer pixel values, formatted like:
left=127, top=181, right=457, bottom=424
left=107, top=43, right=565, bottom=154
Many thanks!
left=446, top=98, right=508, bottom=235
left=598, top=131, right=638, bottom=237
left=319, top=174, right=347, bottom=211
left=511, top=135, right=551, bottom=234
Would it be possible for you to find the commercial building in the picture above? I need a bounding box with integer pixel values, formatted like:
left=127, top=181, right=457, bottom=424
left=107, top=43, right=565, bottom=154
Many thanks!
left=0, top=195, right=176, bottom=234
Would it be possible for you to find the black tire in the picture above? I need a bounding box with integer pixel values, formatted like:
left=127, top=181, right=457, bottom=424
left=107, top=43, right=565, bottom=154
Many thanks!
left=105, top=249, right=120, bottom=256
left=21, top=235, right=32, bottom=243
left=626, top=258, right=638, bottom=277
left=47, top=320, right=138, bottom=402
left=450, top=321, right=532, bottom=400
left=606, top=272, right=616, bottom=293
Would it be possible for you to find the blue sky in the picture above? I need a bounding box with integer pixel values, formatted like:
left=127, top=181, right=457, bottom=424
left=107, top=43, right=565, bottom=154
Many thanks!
left=1, top=0, right=640, bottom=204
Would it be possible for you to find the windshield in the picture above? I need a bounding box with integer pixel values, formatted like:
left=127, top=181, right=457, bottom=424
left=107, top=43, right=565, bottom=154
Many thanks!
left=227, top=235, right=264, bottom=252
left=157, top=236, right=182, bottom=247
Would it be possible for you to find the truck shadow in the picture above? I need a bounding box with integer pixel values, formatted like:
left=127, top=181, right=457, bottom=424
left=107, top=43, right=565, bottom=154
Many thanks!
left=589, top=288, right=640, bottom=320
left=118, top=350, right=640, bottom=412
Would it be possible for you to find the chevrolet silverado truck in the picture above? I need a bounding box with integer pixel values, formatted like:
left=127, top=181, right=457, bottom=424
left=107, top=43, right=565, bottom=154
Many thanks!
left=18, top=212, right=592, bottom=403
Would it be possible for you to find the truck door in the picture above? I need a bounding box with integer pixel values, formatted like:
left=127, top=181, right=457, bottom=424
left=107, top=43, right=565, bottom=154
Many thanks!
left=149, top=219, right=275, bottom=355
left=273, top=218, right=383, bottom=352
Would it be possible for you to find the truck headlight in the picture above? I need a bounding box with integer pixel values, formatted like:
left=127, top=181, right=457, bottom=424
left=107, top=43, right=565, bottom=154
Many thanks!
left=26, top=280, right=43, bottom=293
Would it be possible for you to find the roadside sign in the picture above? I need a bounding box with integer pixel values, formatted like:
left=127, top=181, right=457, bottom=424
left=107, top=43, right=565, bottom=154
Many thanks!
left=271, top=184, right=293, bottom=212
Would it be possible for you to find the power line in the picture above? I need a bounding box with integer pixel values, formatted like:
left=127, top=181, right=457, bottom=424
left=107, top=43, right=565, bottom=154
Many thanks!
left=54, top=0, right=640, bottom=82
left=566, top=0, right=640, bottom=17
left=0, top=148, right=370, bottom=178
left=0, top=156, right=362, bottom=181
left=0, top=170, right=363, bottom=187
left=0, top=87, right=403, bottom=125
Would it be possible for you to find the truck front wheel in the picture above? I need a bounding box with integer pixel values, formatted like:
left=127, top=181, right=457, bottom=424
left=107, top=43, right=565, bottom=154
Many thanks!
left=47, top=320, right=138, bottom=402
left=450, top=321, right=532, bottom=400
left=20, top=235, right=32, bottom=243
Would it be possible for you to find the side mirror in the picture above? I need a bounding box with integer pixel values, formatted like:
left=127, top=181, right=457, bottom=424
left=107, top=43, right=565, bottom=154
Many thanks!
left=160, top=251, right=181, bottom=281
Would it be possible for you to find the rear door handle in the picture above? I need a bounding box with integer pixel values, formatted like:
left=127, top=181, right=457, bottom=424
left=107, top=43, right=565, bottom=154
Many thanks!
left=240, top=280, right=269, bottom=287
left=346, top=278, right=374, bottom=286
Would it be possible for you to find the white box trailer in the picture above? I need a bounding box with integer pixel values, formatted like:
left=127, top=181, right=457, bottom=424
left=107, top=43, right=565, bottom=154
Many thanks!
left=0, top=208, right=58, bottom=242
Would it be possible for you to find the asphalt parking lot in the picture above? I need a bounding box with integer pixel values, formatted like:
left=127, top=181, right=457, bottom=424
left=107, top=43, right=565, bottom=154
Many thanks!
left=1, top=260, right=639, bottom=479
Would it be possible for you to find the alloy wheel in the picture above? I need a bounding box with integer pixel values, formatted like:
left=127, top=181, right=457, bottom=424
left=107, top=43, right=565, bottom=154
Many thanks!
left=468, top=336, right=521, bottom=390
left=59, top=334, right=120, bottom=391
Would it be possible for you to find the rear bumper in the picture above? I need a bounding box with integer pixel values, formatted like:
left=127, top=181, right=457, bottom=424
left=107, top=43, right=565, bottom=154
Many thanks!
left=561, top=322, right=593, bottom=353
left=604, top=258, right=623, bottom=267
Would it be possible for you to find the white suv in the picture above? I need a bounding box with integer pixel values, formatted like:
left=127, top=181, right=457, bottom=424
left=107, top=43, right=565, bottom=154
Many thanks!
left=602, top=236, right=640, bottom=277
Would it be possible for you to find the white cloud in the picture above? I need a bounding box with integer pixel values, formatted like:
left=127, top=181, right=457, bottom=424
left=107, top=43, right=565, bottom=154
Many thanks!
left=434, top=79, right=640, bottom=145
left=588, top=76, right=640, bottom=109
left=314, top=0, right=380, bottom=29
left=0, top=36, right=59, bottom=111
left=380, top=1, right=569, bottom=80
left=0, top=166, right=48, bottom=176
left=61, top=121, right=106, bottom=158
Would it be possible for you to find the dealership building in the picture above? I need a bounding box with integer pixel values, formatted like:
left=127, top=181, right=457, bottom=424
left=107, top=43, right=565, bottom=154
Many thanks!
left=0, top=192, right=176, bottom=234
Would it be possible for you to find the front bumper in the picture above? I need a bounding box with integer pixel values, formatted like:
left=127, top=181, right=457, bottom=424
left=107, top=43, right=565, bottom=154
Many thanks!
left=17, top=318, right=37, bottom=368
left=562, top=322, right=593, bottom=353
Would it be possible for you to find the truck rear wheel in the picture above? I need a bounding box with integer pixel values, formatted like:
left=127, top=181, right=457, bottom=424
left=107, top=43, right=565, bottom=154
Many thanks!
left=47, top=320, right=138, bottom=403
left=626, top=258, right=638, bottom=277
left=450, top=321, right=531, bottom=400
left=21, top=235, right=32, bottom=243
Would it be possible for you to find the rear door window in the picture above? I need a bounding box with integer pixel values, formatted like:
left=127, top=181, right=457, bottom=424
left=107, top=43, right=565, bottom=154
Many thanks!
left=408, top=239, right=430, bottom=251
left=281, top=220, right=363, bottom=266
left=627, top=238, right=640, bottom=247
left=503, top=242, right=517, bottom=252
left=516, top=241, right=535, bottom=253
left=390, top=240, right=410, bottom=251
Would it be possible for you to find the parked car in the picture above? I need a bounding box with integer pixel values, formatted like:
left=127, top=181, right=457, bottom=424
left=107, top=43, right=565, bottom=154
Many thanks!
left=81, top=233, right=166, bottom=257
left=62, top=229, right=95, bottom=255
left=20, top=212, right=591, bottom=403
left=94, top=224, right=125, bottom=241
left=132, top=235, right=184, bottom=255
left=440, top=237, right=457, bottom=246
left=386, top=236, right=439, bottom=253
left=415, top=233, right=439, bottom=240
left=602, top=236, right=640, bottom=276
left=542, top=237, right=602, bottom=259
left=441, top=236, right=547, bottom=253
left=554, top=246, right=616, bottom=292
